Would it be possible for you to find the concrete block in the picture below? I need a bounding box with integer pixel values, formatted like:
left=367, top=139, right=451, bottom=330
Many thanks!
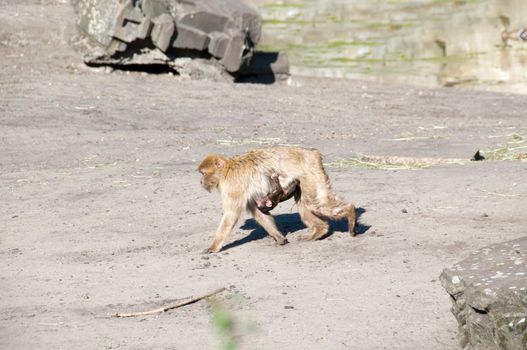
left=220, top=33, right=244, bottom=72
left=151, top=13, right=175, bottom=52
left=179, top=11, right=229, bottom=34
left=173, top=24, right=210, bottom=50
left=137, top=18, right=153, bottom=40
left=208, top=32, right=229, bottom=58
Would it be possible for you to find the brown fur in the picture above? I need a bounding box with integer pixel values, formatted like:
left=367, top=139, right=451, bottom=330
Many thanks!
left=255, top=173, right=299, bottom=213
left=197, top=146, right=357, bottom=253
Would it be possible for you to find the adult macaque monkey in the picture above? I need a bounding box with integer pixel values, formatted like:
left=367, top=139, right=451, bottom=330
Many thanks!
left=198, top=147, right=357, bottom=253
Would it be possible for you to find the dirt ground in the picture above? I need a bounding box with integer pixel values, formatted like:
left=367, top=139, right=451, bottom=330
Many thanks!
left=1, top=1, right=526, bottom=349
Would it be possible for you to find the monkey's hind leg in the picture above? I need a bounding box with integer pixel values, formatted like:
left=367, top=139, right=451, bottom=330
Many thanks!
left=309, top=200, right=357, bottom=236
left=298, top=200, right=329, bottom=241
left=348, top=203, right=357, bottom=236
left=300, top=150, right=358, bottom=236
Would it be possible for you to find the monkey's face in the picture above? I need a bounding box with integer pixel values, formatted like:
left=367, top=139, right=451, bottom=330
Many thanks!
left=199, top=170, right=219, bottom=192
left=198, top=155, right=225, bottom=192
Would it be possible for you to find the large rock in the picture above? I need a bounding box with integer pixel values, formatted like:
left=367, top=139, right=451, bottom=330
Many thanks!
left=440, top=237, right=527, bottom=350
left=73, top=0, right=289, bottom=80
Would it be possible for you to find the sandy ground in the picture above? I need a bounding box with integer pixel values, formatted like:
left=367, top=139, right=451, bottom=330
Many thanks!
left=1, top=1, right=527, bottom=349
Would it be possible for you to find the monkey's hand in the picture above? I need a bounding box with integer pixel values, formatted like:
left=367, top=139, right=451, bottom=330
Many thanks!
left=202, top=246, right=221, bottom=254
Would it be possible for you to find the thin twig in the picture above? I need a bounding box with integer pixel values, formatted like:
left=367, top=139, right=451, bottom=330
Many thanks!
left=111, top=287, right=226, bottom=318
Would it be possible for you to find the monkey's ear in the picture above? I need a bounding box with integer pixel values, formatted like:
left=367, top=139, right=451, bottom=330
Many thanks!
left=215, top=157, right=225, bottom=169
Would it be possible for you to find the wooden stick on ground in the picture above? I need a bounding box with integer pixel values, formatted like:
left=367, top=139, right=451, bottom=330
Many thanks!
left=112, top=287, right=226, bottom=318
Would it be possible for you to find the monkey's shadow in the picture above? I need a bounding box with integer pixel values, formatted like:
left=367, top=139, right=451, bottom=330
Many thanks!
left=222, top=207, right=369, bottom=251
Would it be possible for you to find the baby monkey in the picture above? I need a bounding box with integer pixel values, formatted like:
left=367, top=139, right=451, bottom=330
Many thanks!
left=255, top=173, right=299, bottom=214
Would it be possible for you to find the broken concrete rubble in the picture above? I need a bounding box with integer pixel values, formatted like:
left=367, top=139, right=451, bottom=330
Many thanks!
left=73, top=0, right=289, bottom=81
left=440, top=237, right=527, bottom=350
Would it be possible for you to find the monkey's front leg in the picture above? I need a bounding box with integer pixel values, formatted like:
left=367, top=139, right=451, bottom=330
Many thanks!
left=205, top=209, right=240, bottom=253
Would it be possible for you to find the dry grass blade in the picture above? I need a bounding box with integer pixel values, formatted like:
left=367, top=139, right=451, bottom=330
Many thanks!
left=326, top=155, right=465, bottom=170
left=480, top=134, right=527, bottom=161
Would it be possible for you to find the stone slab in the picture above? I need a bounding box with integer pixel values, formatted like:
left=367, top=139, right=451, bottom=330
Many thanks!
left=440, top=237, right=527, bottom=350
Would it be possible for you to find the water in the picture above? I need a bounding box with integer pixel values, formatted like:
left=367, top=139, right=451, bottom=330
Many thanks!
left=256, top=0, right=527, bottom=93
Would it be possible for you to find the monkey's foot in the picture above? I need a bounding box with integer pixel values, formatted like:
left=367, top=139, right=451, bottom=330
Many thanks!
left=202, top=246, right=221, bottom=254
left=275, top=237, right=289, bottom=246
left=299, top=228, right=328, bottom=241
left=298, top=233, right=315, bottom=241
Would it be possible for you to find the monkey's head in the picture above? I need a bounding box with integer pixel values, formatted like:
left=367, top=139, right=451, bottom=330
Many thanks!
left=197, top=154, right=227, bottom=192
